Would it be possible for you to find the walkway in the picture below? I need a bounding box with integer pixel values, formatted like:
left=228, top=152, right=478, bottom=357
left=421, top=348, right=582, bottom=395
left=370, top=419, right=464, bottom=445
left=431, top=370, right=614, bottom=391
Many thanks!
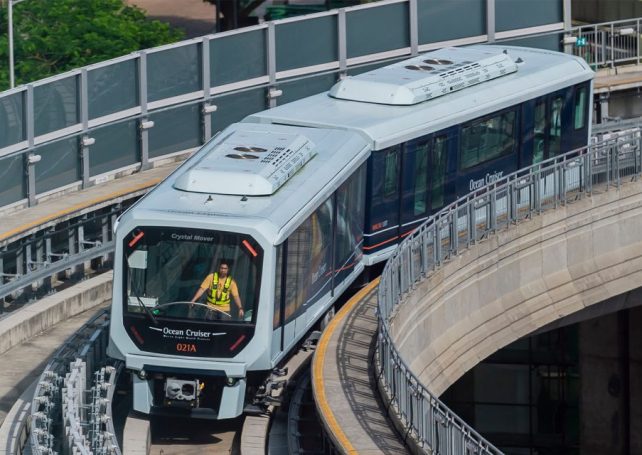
left=313, top=278, right=407, bottom=453
left=1, top=161, right=178, bottom=244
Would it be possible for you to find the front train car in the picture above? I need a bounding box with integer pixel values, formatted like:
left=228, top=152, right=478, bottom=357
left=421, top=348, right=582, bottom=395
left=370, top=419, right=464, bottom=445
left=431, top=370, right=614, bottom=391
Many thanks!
left=107, top=123, right=369, bottom=418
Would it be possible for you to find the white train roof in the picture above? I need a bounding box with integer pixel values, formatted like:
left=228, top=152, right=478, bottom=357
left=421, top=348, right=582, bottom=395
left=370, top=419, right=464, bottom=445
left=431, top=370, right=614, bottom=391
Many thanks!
left=246, top=45, right=594, bottom=149
left=125, top=123, right=369, bottom=242
left=174, top=129, right=316, bottom=196
left=329, top=46, right=518, bottom=105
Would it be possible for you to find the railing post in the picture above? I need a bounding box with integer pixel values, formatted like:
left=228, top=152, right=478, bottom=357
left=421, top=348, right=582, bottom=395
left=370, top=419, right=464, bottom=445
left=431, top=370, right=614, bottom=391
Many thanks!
left=610, top=23, right=615, bottom=68
left=267, top=22, right=278, bottom=108
left=468, top=202, right=475, bottom=246
left=409, top=0, right=418, bottom=56
left=486, top=0, right=496, bottom=43
left=338, top=9, right=347, bottom=77
left=201, top=36, right=214, bottom=143
left=25, top=84, right=36, bottom=207
left=450, top=210, right=458, bottom=256
left=433, top=222, right=440, bottom=268
left=138, top=51, right=151, bottom=171
left=635, top=19, right=640, bottom=65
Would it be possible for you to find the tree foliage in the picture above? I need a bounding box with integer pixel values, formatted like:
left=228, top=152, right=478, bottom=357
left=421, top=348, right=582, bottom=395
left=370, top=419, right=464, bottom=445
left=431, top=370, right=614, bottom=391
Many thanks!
left=0, top=0, right=184, bottom=91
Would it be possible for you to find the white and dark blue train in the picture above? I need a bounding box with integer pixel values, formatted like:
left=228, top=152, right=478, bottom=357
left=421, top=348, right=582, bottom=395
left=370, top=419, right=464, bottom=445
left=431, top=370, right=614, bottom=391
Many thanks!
left=107, top=46, right=593, bottom=419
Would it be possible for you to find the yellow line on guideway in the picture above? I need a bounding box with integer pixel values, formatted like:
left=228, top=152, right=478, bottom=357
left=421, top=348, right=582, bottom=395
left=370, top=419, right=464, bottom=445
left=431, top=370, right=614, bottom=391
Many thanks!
left=312, top=276, right=381, bottom=454
left=0, top=179, right=161, bottom=242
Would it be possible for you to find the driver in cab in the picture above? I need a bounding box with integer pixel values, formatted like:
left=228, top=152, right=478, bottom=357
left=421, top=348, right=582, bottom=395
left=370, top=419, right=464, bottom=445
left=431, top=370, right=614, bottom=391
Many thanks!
left=191, top=261, right=244, bottom=320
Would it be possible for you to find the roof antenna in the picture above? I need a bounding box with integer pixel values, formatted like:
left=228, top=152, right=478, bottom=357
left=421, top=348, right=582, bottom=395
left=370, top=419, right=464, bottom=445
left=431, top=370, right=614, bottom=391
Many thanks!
left=206, top=195, right=213, bottom=202
left=241, top=195, right=248, bottom=202
left=503, top=49, right=508, bottom=54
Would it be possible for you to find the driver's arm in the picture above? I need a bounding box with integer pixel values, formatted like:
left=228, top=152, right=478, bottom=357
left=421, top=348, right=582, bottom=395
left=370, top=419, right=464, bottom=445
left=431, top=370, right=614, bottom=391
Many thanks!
left=230, top=281, right=244, bottom=318
left=191, top=274, right=211, bottom=303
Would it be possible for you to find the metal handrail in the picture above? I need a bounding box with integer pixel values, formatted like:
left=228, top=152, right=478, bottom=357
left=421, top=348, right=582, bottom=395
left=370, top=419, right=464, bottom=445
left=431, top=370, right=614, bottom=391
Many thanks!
left=376, top=129, right=642, bottom=453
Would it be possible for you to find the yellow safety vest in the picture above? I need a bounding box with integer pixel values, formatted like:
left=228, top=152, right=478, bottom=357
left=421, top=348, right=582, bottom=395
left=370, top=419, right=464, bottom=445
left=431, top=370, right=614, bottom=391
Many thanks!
left=207, top=272, right=232, bottom=306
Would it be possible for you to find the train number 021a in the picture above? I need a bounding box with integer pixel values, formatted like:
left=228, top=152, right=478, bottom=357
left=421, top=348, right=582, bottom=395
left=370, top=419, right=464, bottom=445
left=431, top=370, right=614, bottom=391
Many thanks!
left=176, top=343, right=197, bottom=353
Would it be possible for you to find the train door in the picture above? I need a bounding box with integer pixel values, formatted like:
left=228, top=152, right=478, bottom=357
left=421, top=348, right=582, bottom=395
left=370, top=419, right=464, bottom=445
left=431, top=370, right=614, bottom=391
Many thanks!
left=567, top=83, right=590, bottom=151
left=364, top=146, right=401, bottom=254
left=429, top=132, right=455, bottom=214
left=400, top=137, right=429, bottom=237
left=520, top=98, right=548, bottom=166
left=399, top=131, right=455, bottom=231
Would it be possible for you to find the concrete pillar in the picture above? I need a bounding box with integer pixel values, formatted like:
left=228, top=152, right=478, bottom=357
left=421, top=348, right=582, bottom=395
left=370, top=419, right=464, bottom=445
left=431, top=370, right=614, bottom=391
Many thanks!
left=579, top=312, right=626, bottom=454
left=629, top=306, right=642, bottom=453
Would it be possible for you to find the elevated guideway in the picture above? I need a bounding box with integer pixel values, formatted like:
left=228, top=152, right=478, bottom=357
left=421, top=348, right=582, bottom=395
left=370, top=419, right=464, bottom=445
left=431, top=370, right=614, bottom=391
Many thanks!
left=373, top=129, right=642, bottom=452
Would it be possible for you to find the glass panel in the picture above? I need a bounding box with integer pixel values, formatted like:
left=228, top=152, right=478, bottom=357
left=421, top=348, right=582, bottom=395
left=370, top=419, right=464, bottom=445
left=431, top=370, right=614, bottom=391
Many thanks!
left=431, top=135, right=447, bottom=211
left=413, top=141, right=428, bottom=216
left=276, top=73, right=337, bottom=105
left=34, top=76, right=79, bottom=137
left=334, top=164, right=365, bottom=284
left=549, top=96, right=563, bottom=156
left=275, top=16, right=338, bottom=72
left=347, top=57, right=404, bottom=76
left=274, top=244, right=283, bottom=330
left=475, top=404, right=531, bottom=434
left=124, top=227, right=262, bottom=323
left=534, top=100, right=546, bottom=164
left=35, top=137, right=80, bottom=194
left=0, top=92, right=25, bottom=148
left=384, top=151, right=398, bottom=197
left=147, top=44, right=202, bottom=102
left=499, top=34, right=562, bottom=52
left=574, top=87, right=587, bottom=130
left=211, top=88, right=267, bottom=134
left=88, top=59, right=138, bottom=119
left=418, top=0, right=485, bottom=45
left=369, top=146, right=400, bottom=230
left=0, top=154, right=25, bottom=206
left=475, top=364, right=531, bottom=405
left=284, top=198, right=334, bottom=323
left=149, top=104, right=202, bottom=159
left=460, top=110, right=516, bottom=170
left=496, top=0, right=562, bottom=32
left=211, top=29, right=267, bottom=86
left=89, top=120, right=139, bottom=176
left=346, top=3, right=409, bottom=58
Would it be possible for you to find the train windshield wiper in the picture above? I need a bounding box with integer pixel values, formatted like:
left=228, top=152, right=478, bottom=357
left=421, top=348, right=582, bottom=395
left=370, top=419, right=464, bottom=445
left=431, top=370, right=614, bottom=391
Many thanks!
left=132, top=293, right=158, bottom=325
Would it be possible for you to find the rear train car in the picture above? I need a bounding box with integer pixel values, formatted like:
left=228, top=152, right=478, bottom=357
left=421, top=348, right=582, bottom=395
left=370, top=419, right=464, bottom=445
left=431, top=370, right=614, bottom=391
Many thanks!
left=247, top=45, right=594, bottom=263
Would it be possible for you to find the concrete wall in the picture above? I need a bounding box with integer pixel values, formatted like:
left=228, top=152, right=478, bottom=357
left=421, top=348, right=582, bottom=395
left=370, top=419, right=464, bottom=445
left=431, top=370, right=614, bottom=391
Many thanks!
left=0, top=272, right=113, bottom=356
left=389, top=180, right=642, bottom=397
left=579, top=304, right=642, bottom=454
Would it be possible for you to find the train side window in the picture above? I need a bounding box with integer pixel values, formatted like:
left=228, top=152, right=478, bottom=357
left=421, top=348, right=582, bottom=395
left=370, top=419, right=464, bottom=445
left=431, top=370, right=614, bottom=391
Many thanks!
left=334, top=164, right=366, bottom=284
left=574, top=86, right=587, bottom=130
left=383, top=148, right=399, bottom=198
left=412, top=141, right=429, bottom=216
left=533, top=100, right=546, bottom=164
left=549, top=95, right=564, bottom=156
left=273, top=244, right=283, bottom=330
left=283, top=198, right=334, bottom=324
left=460, top=110, right=516, bottom=170
left=431, top=135, right=447, bottom=210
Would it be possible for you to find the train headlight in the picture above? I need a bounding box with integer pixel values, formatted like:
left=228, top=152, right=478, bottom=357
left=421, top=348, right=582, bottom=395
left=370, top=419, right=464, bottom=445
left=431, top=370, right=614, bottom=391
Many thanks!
left=225, top=377, right=238, bottom=387
left=137, top=369, right=147, bottom=380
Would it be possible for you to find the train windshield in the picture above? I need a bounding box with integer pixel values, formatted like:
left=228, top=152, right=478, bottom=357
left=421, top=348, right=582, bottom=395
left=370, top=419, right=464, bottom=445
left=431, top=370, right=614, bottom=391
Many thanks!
left=123, top=227, right=263, bottom=324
